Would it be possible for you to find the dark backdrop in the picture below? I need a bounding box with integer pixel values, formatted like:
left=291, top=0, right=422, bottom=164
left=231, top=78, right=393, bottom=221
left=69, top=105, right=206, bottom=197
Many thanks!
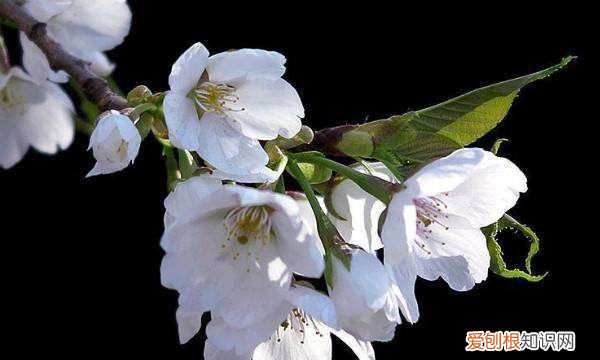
left=2, top=2, right=593, bottom=358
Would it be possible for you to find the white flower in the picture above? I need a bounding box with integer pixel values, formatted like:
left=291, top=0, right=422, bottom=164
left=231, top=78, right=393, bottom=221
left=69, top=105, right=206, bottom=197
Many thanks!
left=328, top=162, right=393, bottom=253
left=1, top=67, right=74, bottom=169
left=86, top=110, right=140, bottom=177
left=20, top=0, right=132, bottom=82
left=328, top=248, right=401, bottom=342
left=163, top=42, right=304, bottom=183
left=380, top=148, right=528, bottom=322
left=160, top=176, right=324, bottom=345
left=204, top=284, right=375, bottom=360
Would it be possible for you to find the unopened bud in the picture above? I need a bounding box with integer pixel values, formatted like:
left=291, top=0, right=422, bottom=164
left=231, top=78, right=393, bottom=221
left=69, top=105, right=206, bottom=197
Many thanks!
left=127, top=85, right=152, bottom=106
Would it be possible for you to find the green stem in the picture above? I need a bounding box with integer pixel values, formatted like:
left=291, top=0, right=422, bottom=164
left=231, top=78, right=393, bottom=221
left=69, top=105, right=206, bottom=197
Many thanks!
left=274, top=175, right=285, bottom=194
left=163, top=145, right=180, bottom=191
left=289, top=152, right=395, bottom=204
left=286, top=158, right=337, bottom=248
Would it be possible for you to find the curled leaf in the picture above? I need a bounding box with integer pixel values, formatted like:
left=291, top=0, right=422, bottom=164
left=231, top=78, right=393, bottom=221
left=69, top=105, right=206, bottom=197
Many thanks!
left=483, top=214, right=546, bottom=282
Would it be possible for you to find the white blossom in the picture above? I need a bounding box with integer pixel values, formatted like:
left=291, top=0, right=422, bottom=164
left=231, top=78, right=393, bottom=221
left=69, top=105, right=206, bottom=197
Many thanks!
left=330, top=148, right=526, bottom=322
left=163, top=42, right=304, bottom=183
left=1, top=67, right=73, bottom=169
left=160, top=176, right=324, bottom=348
left=86, top=110, right=140, bottom=177
left=204, top=284, right=375, bottom=360
left=20, top=0, right=131, bottom=82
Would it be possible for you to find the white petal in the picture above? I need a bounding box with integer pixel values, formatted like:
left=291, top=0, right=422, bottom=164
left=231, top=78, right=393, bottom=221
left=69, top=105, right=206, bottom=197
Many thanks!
left=404, top=147, right=489, bottom=197
left=382, top=192, right=417, bottom=260
left=412, top=214, right=490, bottom=291
left=204, top=341, right=251, bottom=360
left=381, top=194, right=420, bottom=323
left=226, top=78, right=303, bottom=140
left=441, top=151, right=527, bottom=227
left=212, top=166, right=281, bottom=184
left=23, top=0, right=72, bottom=22
left=253, top=322, right=332, bottom=360
left=329, top=162, right=394, bottom=253
left=196, top=113, right=269, bottom=176
left=88, top=51, right=116, bottom=76
left=383, top=264, right=420, bottom=325
left=330, top=181, right=384, bottom=253
left=163, top=92, right=202, bottom=150
left=86, top=160, right=127, bottom=177
left=287, top=285, right=338, bottom=329
left=330, top=329, right=375, bottom=360
left=0, top=116, right=28, bottom=169
left=50, top=0, right=131, bottom=53
left=164, top=175, right=224, bottom=225
left=175, top=307, right=203, bottom=344
left=20, top=32, right=69, bottom=83
left=329, top=249, right=394, bottom=336
left=160, top=209, right=230, bottom=258
left=6, top=74, right=74, bottom=152
left=339, top=306, right=398, bottom=342
left=207, top=304, right=289, bottom=355
left=168, top=42, right=209, bottom=93
left=207, top=48, right=286, bottom=84
left=271, top=203, right=325, bottom=279
left=212, top=266, right=291, bottom=330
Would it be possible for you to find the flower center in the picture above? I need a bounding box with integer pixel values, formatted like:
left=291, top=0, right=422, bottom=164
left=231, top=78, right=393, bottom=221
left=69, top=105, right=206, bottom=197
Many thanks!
left=1, top=81, right=27, bottom=114
left=222, top=206, right=273, bottom=271
left=0, top=86, right=17, bottom=109
left=191, top=81, right=242, bottom=114
left=275, top=308, right=324, bottom=344
left=413, top=194, right=451, bottom=254
left=116, top=140, right=128, bottom=161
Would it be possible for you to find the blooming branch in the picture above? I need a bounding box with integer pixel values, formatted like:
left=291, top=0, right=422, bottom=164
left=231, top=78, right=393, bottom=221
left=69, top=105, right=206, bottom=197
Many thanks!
left=0, top=2, right=570, bottom=357
left=0, top=0, right=128, bottom=111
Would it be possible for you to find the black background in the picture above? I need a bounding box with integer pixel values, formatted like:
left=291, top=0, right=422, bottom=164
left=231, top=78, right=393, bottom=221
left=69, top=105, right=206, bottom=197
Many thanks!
left=1, top=2, right=593, bottom=358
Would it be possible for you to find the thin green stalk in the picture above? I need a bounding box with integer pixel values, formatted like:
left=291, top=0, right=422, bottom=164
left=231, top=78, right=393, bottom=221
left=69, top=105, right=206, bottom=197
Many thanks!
left=274, top=175, right=285, bottom=194
left=287, top=158, right=353, bottom=276
left=289, top=152, right=395, bottom=204
left=163, top=145, right=180, bottom=191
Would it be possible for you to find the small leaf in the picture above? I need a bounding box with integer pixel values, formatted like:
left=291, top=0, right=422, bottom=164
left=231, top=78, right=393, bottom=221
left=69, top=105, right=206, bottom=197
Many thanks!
left=324, top=251, right=334, bottom=286
left=135, top=112, right=154, bottom=139
left=331, top=57, right=574, bottom=168
left=491, top=138, right=509, bottom=155
left=291, top=162, right=333, bottom=184
left=483, top=214, right=546, bottom=282
left=178, top=149, right=198, bottom=180
left=498, top=214, right=542, bottom=274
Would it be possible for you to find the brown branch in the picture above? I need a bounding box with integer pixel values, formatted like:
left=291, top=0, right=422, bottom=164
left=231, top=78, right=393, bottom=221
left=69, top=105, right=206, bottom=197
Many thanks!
left=0, top=0, right=128, bottom=111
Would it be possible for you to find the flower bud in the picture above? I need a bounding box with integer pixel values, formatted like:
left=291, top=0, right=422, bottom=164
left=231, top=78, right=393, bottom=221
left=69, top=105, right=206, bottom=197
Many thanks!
left=87, top=110, right=141, bottom=177
left=127, top=85, right=152, bottom=106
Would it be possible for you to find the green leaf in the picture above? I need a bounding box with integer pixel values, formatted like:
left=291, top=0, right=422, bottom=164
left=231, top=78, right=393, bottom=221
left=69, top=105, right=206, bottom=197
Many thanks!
left=483, top=214, right=546, bottom=282
left=333, top=57, right=574, bottom=166
left=324, top=251, right=334, bottom=285
left=295, top=162, right=333, bottom=184
left=491, top=138, right=509, bottom=155
left=135, top=112, right=154, bottom=140
left=177, top=149, right=198, bottom=180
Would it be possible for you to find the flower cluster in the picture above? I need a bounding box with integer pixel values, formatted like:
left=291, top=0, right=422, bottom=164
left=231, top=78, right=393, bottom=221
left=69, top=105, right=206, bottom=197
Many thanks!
left=0, top=1, right=558, bottom=359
